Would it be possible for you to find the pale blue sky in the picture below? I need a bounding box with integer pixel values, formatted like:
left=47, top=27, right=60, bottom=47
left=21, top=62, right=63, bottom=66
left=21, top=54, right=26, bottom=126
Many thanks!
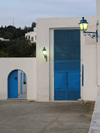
left=0, top=0, right=96, bottom=28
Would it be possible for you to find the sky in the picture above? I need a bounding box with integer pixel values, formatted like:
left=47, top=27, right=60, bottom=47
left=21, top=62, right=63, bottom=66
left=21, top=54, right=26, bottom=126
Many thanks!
left=0, top=0, right=96, bottom=28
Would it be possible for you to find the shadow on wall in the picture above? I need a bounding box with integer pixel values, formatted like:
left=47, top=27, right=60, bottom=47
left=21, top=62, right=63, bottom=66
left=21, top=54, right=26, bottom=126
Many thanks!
left=8, top=69, right=27, bottom=99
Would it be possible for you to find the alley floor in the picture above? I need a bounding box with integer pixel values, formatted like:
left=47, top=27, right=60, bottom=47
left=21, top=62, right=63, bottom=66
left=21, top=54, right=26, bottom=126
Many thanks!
left=0, top=100, right=94, bottom=133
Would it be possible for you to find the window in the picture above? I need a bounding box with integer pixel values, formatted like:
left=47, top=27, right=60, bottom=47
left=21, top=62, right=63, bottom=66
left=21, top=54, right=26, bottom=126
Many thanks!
left=35, top=36, right=37, bottom=40
left=23, top=73, right=26, bottom=84
left=31, top=37, right=34, bottom=41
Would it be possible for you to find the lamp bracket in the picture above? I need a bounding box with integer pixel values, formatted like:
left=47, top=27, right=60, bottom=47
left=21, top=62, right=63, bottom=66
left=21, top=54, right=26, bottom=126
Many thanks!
left=44, top=55, right=47, bottom=62
left=84, top=32, right=96, bottom=38
left=83, top=30, right=98, bottom=42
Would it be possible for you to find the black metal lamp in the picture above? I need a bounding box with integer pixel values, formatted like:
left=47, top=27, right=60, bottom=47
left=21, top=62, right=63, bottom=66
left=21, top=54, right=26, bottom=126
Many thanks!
left=79, top=17, right=88, bottom=32
left=79, top=17, right=98, bottom=41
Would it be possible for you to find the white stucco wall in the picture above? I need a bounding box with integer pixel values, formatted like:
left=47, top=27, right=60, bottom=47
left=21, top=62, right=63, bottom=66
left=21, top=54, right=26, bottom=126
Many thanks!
left=0, top=58, right=36, bottom=100
left=36, top=17, right=97, bottom=101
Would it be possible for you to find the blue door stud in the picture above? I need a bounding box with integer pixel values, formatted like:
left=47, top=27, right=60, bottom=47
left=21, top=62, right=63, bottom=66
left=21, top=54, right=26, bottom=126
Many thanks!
left=54, top=29, right=81, bottom=100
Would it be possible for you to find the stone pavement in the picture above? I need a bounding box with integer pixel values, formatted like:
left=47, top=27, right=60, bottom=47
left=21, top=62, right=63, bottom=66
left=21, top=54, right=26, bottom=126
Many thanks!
left=18, top=92, right=27, bottom=99
left=0, top=101, right=93, bottom=133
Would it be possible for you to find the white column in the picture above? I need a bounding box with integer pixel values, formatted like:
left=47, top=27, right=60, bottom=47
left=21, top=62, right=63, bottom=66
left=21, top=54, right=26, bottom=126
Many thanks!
left=89, top=1, right=100, bottom=132
left=97, top=0, right=100, bottom=86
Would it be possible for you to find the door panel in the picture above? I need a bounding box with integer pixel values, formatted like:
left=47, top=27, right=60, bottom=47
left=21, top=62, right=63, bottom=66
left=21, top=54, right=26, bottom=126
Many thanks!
left=55, top=72, right=67, bottom=89
left=54, top=72, right=68, bottom=100
left=68, top=72, right=80, bottom=91
left=68, top=72, right=80, bottom=100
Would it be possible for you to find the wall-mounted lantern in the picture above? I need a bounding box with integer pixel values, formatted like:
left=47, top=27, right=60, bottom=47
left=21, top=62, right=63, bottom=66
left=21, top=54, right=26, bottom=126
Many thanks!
left=79, top=17, right=98, bottom=41
left=42, top=47, right=47, bottom=62
left=79, top=17, right=88, bottom=32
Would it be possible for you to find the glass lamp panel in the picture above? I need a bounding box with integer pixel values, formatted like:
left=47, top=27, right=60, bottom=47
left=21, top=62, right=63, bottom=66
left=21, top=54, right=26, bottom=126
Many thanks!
left=43, top=51, right=46, bottom=55
left=83, top=23, right=88, bottom=30
left=79, top=23, right=88, bottom=31
left=79, top=23, right=84, bottom=30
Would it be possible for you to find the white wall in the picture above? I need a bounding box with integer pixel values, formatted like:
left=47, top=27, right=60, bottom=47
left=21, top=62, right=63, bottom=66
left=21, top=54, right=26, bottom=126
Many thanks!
left=81, top=18, right=97, bottom=100
left=0, top=58, right=36, bottom=100
left=37, top=17, right=97, bottom=101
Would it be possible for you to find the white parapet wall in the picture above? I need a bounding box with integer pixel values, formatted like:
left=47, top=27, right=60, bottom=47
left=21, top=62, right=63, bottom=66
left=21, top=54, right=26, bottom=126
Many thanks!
left=0, top=58, right=36, bottom=100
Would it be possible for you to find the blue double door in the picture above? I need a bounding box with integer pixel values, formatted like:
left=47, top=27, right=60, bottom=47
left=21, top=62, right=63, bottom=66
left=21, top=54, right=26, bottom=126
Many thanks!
left=54, top=29, right=81, bottom=100
left=55, top=72, right=80, bottom=100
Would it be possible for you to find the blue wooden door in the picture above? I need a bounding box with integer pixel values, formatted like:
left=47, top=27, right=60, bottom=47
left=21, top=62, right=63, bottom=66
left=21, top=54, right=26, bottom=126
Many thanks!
left=54, top=29, right=80, bottom=100
left=8, top=70, right=18, bottom=98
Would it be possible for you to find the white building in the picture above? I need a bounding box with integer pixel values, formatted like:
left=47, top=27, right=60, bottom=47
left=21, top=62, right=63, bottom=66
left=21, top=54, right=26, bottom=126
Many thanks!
left=0, top=37, right=10, bottom=41
left=25, top=28, right=36, bottom=43
left=0, top=17, right=98, bottom=101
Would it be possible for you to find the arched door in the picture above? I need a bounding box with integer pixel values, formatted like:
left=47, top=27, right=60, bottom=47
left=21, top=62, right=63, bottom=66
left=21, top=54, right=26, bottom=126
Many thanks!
left=8, top=70, right=18, bottom=98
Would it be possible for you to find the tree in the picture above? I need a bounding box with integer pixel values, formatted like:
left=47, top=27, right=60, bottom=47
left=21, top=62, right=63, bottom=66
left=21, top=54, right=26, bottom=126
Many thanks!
left=0, top=51, right=8, bottom=57
left=31, top=22, right=36, bottom=30
left=0, top=24, right=36, bottom=57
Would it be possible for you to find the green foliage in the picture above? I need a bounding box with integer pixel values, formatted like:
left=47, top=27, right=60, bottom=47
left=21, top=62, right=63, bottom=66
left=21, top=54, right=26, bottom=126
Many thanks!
left=0, top=23, right=36, bottom=57
left=31, top=22, right=36, bottom=30
left=0, top=40, right=36, bottom=57
left=0, top=25, right=26, bottom=40
left=0, top=51, right=8, bottom=57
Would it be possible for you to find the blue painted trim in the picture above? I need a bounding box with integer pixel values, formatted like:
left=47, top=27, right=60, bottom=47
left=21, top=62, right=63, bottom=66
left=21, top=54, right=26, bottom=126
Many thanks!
left=96, top=30, right=98, bottom=42
left=79, top=30, right=81, bottom=99
left=23, top=73, right=26, bottom=82
left=82, top=64, right=84, bottom=86
left=20, top=73, right=22, bottom=94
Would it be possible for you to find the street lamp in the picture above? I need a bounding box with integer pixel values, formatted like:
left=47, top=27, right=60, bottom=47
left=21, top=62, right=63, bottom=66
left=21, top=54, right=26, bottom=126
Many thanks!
left=42, top=47, right=47, bottom=62
left=79, top=17, right=98, bottom=41
left=79, top=17, right=88, bottom=32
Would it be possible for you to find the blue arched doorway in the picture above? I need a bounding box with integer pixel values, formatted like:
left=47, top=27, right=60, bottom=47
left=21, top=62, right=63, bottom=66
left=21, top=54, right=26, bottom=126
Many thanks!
left=8, top=70, right=27, bottom=99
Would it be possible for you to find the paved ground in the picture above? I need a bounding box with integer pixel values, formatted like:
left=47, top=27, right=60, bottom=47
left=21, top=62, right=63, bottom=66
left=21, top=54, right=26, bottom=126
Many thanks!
left=18, top=93, right=27, bottom=99
left=0, top=101, right=94, bottom=133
